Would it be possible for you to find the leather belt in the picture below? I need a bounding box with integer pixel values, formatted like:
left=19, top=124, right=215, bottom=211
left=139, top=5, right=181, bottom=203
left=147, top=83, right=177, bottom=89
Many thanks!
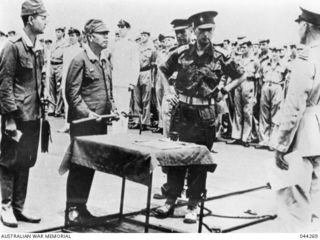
left=263, top=81, right=281, bottom=85
left=140, top=66, right=152, bottom=72
left=51, top=61, right=63, bottom=65
left=178, top=93, right=214, bottom=106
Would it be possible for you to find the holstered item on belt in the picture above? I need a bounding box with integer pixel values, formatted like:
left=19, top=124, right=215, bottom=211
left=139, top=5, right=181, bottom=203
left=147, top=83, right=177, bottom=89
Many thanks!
left=41, top=119, right=51, bottom=153
left=140, top=65, right=152, bottom=72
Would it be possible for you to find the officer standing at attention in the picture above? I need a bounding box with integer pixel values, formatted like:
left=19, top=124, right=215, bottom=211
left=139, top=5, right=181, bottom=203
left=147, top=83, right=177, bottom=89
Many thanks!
left=64, top=19, right=114, bottom=226
left=155, top=11, right=245, bottom=223
left=256, top=47, right=287, bottom=150
left=229, top=40, right=259, bottom=147
left=48, top=26, right=67, bottom=117
left=0, top=0, right=48, bottom=228
left=111, top=19, right=140, bottom=134
left=270, top=6, right=320, bottom=232
left=130, top=29, right=157, bottom=130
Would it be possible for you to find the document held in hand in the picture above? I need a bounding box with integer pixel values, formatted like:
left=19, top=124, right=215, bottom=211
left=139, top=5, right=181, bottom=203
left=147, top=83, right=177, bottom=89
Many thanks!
left=264, top=151, right=313, bottom=191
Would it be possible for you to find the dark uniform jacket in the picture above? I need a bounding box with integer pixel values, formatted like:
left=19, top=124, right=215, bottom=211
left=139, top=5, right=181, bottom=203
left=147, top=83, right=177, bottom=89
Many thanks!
left=65, top=46, right=113, bottom=138
left=160, top=43, right=242, bottom=99
left=66, top=46, right=112, bottom=123
left=0, top=32, right=43, bottom=169
left=0, top=34, right=43, bottom=121
left=159, top=42, right=243, bottom=151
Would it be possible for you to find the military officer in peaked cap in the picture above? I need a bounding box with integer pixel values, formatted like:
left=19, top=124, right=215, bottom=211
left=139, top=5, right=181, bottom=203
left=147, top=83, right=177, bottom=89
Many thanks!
left=110, top=18, right=139, bottom=134
left=153, top=18, right=193, bottom=200
left=270, top=6, right=320, bottom=232
left=0, top=0, right=48, bottom=228
left=155, top=11, right=245, bottom=223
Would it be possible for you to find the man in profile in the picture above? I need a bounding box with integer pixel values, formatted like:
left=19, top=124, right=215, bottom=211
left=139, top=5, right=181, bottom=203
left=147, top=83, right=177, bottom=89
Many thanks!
left=270, top=6, right=320, bottom=232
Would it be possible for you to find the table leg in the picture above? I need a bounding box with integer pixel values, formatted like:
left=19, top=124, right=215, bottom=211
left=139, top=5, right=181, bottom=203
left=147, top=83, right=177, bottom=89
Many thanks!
left=198, top=189, right=207, bottom=233
left=144, top=173, right=153, bottom=233
left=119, top=177, right=126, bottom=221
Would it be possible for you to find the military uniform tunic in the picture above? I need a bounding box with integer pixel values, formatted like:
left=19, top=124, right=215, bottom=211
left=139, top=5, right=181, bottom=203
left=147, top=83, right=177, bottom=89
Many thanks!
left=160, top=42, right=243, bottom=200
left=270, top=41, right=320, bottom=232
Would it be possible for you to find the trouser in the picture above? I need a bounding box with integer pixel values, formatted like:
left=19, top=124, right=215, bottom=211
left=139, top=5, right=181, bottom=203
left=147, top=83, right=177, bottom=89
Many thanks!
left=162, top=96, right=173, bottom=138
left=166, top=166, right=207, bottom=204
left=66, top=121, right=108, bottom=207
left=155, top=72, right=165, bottom=128
left=61, top=74, right=68, bottom=125
left=231, top=80, right=255, bottom=142
left=166, top=102, right=216, bottom=204
left=0, top=166, right=29, bottom=213
left=66, top=164, right=95, bottom=206
left=276, top=156, right=320, bottom=232
left=111, top=86, right=131, bottom=134
left=49, top=64, right=64, bottom=115
left=132, top=71, right=152, bottom=125
left=215, top=98, right=230, bottom=138
left=259, top=83, right=283, bottom=145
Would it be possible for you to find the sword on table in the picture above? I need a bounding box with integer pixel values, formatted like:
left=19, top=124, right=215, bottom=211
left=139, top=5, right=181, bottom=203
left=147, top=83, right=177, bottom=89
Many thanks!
left=72, top=113, right=120, bottom=124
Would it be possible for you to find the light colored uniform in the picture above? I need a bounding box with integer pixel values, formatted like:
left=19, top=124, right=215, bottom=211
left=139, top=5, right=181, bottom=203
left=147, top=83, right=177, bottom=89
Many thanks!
left=61, top=42, right=82, bottom=123
left=270, top=41, right=320, bottom=232
left=111, top=37, right=140, bottom=134
left=258, top=59, right=286, bottom=146
left=132, top=42, right=157, bottom=126
left=231, top=55, right=259, bottom=142
left=155, top=48, right=167, bottom=129
left=48, top=38, right=67, bottom=114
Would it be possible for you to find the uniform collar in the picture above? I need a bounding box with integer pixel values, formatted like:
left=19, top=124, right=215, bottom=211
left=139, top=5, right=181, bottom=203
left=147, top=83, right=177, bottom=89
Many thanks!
left=84, top=44, right=100, bottom=62
left=21, top=29, right=35, bottom=49
left=267, top=59, right=281, bottom=66
left=189, top=42, right=214, bottom=57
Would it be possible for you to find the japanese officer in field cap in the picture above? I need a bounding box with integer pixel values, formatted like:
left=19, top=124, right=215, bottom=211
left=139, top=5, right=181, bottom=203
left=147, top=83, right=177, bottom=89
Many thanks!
left=0, top=0, right=48, bottom=228
left=63, top=19, right=115, bottom=227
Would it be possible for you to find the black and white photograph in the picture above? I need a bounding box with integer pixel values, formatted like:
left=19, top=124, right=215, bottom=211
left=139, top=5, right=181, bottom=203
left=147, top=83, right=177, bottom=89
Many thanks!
left=0, top=0, right=320, bottom=238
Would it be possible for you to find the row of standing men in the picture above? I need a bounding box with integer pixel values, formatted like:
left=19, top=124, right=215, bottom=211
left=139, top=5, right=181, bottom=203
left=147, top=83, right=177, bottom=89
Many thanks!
left=1, top=0, right=320, bottom=232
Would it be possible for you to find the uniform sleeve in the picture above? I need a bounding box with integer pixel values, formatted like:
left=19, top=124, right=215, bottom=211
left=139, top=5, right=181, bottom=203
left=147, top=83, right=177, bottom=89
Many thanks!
left=270, top=56, right=313, bottom=152
left=221, top=58, right=244, bottom=80
left=65, top=57, right=91, bottom=119
left=105, top=59, right=114, bottom=102
left=0, top=42, right=18, bottom=115
left=159, top=51, right=179, bottom=79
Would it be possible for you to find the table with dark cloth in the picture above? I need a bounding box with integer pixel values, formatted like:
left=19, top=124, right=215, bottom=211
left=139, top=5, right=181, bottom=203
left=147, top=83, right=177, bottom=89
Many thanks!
left=60, top=133, right=216, bottom=186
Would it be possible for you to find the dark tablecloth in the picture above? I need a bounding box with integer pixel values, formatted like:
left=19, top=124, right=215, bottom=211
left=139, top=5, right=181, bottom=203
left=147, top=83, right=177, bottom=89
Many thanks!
left=59, top=133, right=215, bottom=186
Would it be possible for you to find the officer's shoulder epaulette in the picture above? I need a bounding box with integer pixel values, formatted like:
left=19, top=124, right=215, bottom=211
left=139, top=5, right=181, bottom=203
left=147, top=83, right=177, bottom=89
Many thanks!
left=176, top=44, right=189, bottom=54
left=298, top=48, right=309, bottom=61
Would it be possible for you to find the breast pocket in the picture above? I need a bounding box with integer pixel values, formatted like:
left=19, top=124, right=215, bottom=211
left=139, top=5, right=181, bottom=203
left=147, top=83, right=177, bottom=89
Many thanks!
left=20, top=56, right=34, bottom=69
left=84, top=67, right=101, bottom=81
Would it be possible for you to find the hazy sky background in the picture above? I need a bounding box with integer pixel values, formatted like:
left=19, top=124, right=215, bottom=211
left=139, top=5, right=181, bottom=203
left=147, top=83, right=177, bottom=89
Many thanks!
left=1, top=0, right=320, bottom=46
